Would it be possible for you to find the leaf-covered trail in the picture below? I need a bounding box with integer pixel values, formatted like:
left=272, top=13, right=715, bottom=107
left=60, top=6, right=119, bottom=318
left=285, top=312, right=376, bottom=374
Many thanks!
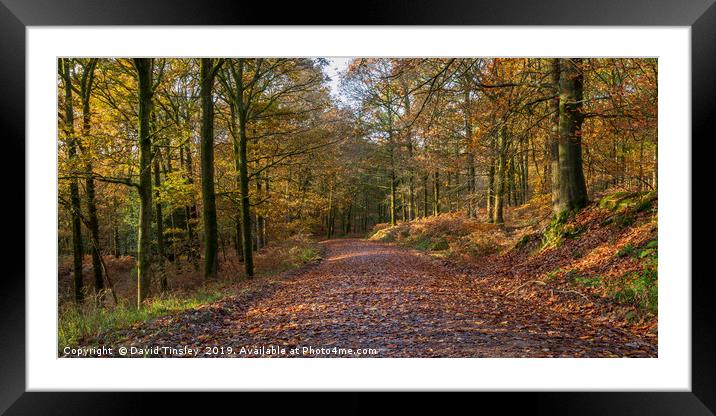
left=111, top=239, right=656, bottom=357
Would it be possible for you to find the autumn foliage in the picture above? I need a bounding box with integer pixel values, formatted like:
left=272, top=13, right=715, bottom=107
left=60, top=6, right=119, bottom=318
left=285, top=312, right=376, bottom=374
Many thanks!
left=57, top=57, right=658, bottom=357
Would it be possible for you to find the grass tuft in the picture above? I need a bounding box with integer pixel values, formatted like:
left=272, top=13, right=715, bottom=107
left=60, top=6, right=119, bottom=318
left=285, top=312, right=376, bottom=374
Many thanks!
left=58, top=284, right=229, bottom=351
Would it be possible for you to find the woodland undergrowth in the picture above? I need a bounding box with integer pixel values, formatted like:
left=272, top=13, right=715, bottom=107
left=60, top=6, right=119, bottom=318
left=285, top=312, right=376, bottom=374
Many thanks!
left=58, top=234, right=322, bottom=350
left=370, top=189, right=659, bottom=333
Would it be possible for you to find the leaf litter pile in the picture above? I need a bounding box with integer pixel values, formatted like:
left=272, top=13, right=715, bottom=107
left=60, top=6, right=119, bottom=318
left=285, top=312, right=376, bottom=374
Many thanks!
left=87, top=224, right=657, bottom=357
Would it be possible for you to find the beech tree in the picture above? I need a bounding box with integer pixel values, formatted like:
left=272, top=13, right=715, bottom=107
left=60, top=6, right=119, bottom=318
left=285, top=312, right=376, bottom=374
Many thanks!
left=133, top=58, right=154, bottom=306
left=199, top=58, right=223, bottom=280
left=549, top=58, right=561, bottom=214
left=556, top=58, right=589, bottom=214
left=59, top=58, right=84, bottom=304
left=76, top=58, right=104, bottom=294
left=217, top=58, right=324, bottom=277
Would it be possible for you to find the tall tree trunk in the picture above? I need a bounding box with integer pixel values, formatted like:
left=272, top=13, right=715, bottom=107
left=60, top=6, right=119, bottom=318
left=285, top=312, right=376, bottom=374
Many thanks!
left=520, top=134, right=529, bottom=204
left=638, top=140, right=644, bottom=192
left=345, top=204, right=352, bottom=234
left=224, top=59, right=257, bottom=277
left=548, top=59, right=562, bottom=214
left=61, top=58, right=84, bottom=304
left=447, top=173, right=453, bottom=211
left=403, top=89, right=416, bottom=221
left=493, top=125, right=507, bottom=225
left=182, top=142, right=199, bottom=268
left=388, top=128, right=397, bottom=226
left=237, top=107, right=254, bottom=277
left=507, top=159, right=515, bottom=207
left=153, top=145, right=167, bottom=291
left=432, top=170, right=440, bottom=216
left=400, top=190, right=406, bottom=222
left=326, top=185, right=333, bottom=239
left=113, top=215, right=120, bottom=258
left=228, top=103, right=244, bottom=261
left=422, top=174, right=429, bottom=218
left=255, top=169, right=264, bottom=249
left=234, top=216, right=244, bottom=260
left=387, top=96, right=397, bottom=226
left=464, top=83, right=476, bottom=218
left=389, top=171, right=397, bottom=225
left=199, top=58, right=220, bottom=280
left=329, top=205, right=336, bottom=238
left=78, top=59, right=103, bottom=294
left=162, top=148, right=180, bottom=264
left=467, top=155, right=476, bottom=217
left=557, top=58, right=589, bottom=213
left=263, top=172, right=269, bottom=245
left=84, top=169, right=102, bottom=292
left=133, top=58, right=154, bottom=307
left=486, top=132, right=495, bottom=223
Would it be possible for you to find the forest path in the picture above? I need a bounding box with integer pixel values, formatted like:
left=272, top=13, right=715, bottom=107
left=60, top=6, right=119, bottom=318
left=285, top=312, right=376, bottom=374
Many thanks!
left=116, top=238, right=655, bottom=357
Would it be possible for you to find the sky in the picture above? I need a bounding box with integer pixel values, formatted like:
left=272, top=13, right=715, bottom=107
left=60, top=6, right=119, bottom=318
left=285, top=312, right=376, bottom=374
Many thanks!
left=323, top=57, right=354, bottom=101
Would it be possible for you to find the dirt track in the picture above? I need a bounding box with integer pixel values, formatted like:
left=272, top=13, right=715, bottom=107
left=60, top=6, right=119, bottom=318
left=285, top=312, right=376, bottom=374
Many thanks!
left=103, top=239, right=656, bottom=358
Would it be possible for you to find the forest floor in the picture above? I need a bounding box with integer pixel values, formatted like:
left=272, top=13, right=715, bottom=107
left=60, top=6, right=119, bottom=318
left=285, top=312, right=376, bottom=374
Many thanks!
left=81, top=236, right=656, bottom=358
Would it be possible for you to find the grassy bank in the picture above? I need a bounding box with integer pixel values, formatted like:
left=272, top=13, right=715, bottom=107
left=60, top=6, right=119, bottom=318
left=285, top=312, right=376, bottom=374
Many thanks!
left=369, top=190, right=658, bottom=328
left=58, top=234, right=323, bottom=350
left=58, top=283, right=230, bottom=349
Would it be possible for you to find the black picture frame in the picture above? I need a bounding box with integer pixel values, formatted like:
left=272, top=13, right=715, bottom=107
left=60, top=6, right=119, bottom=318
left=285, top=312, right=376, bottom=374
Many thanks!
left=1, top=0, right=713, bottom=414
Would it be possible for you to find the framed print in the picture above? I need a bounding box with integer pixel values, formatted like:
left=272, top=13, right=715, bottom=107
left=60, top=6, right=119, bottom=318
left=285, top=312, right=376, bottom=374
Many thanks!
left=2, top=0, right=714, bottom=414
